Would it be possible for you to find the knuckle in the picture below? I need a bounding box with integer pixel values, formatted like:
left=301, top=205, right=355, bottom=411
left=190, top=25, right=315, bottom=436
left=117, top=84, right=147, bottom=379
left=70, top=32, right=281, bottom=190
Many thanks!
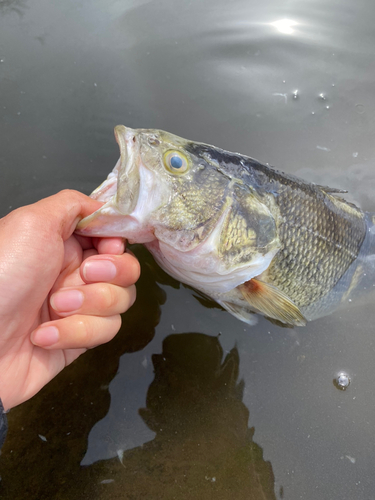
left=97, top=284, right=118, bottom=310
left=8, top=208, right=57, bottom=244
left=75, top=315, right=121, bottom=348
left=76, top=318, right=92, bottom=345
left=58, top=189, right=81, bottom=200
left=11, top=208, right=42, bottom=232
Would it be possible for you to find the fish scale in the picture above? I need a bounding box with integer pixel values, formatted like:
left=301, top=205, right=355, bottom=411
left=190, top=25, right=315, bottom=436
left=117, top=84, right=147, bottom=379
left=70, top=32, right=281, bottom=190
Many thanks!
left=263, top=178, right=366, bottom=307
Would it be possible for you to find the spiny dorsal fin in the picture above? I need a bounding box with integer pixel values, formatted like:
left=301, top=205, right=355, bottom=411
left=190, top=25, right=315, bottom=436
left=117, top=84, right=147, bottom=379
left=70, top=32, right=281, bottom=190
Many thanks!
left=317, top=184, right=348, bottom=194
left=238, top=278, right=307, bottom=327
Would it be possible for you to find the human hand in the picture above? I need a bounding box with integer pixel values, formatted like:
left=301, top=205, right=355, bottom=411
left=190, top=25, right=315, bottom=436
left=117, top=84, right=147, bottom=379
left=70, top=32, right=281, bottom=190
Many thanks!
left=0, top=190, right=140, bottom=411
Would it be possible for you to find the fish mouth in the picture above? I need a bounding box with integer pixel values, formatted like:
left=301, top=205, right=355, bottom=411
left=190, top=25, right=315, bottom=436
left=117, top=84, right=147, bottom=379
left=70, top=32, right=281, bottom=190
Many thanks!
left=75, top=125, right=141, bottom=234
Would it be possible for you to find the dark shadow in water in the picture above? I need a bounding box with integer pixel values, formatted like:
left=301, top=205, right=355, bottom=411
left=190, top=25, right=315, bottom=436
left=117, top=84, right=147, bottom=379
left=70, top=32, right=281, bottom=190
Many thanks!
left=67, top=333, right=276, bottom=500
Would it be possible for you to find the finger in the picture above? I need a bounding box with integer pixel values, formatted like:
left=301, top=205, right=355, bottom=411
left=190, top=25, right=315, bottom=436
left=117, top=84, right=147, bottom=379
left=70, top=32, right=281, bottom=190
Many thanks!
left=50, top=283, right=136, bottom=317
left=80, top=253, right=140, bottom=287
left=94, top=237, right=125, bottom=255
left=30, top=314, right=122, bottom=349
left=30, top=190, right=104, bottom=241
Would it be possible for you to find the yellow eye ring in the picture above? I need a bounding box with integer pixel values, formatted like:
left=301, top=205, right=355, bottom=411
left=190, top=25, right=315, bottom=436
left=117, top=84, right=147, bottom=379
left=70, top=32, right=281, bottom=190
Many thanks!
left=163, top=150, right=190, bottom=174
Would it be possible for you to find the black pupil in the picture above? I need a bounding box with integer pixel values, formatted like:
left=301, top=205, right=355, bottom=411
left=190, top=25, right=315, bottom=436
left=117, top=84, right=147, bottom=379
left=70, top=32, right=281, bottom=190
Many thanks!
left=170, top=155, right=183, bottom=169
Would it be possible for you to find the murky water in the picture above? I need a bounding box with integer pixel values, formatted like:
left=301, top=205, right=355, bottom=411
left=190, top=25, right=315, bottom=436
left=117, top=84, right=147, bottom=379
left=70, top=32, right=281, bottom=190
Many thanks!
left=1, top=0, right=375, bottom=498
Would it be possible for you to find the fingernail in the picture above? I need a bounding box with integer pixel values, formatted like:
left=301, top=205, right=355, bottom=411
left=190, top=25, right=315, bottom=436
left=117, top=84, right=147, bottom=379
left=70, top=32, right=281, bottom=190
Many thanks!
left=50, top=289, right=84, bottom=312
left=83, top=260, right=117, bottom=282
left=32, top=326, right=59, bottom=347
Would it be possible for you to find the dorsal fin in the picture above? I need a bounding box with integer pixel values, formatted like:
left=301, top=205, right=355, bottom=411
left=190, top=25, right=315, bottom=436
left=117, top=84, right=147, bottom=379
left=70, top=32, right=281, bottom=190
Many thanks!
left=317, top=184, right=348, bottom=194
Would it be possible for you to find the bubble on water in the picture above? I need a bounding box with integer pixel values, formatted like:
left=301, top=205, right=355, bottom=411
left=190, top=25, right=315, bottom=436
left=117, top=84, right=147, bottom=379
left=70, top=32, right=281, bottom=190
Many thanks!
left=334, top=372, right=350, bottom=390
left=272, top=92, right=288, bottom=104
left=355, top=104, right=365, bottom=114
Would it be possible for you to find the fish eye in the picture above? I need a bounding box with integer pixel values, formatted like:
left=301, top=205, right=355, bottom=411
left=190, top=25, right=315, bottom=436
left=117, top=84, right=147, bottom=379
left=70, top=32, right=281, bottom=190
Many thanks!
left=163, top=150, right=189, bottom=174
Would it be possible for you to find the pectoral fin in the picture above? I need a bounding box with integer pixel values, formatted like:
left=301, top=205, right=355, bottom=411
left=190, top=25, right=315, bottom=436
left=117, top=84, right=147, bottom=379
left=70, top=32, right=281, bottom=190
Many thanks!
left=238, top=278, right=307, bottom=327
left=217, top=300, right=259, bottom=326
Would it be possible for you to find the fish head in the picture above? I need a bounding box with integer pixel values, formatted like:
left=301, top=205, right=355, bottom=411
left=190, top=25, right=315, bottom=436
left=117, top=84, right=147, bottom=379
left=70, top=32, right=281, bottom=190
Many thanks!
left=76, top=125, right=230, bottom=248
left=77, top=125, right=182, bottom=243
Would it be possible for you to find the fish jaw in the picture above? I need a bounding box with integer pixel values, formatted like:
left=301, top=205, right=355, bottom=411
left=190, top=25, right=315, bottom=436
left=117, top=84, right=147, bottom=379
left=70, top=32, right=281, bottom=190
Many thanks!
left=75, top=198, right=155, bottom=241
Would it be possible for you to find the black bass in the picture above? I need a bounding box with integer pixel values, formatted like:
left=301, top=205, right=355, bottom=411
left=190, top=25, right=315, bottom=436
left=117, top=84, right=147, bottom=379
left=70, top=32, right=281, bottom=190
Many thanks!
left=76, top=126, right=375, bottom=326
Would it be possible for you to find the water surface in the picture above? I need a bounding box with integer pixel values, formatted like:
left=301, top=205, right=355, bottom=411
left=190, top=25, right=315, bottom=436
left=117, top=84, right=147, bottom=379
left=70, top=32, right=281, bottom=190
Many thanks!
left=1, top=0, right=375, bottom=498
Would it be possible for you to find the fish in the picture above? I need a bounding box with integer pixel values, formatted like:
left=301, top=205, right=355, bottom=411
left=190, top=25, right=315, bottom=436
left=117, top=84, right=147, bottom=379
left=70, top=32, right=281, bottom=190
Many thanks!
left=76, top=125, right=375, bottom=327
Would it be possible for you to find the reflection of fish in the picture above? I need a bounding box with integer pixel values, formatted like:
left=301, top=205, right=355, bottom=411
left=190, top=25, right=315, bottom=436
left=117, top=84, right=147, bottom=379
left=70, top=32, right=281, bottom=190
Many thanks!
left=76, top=126, right=372, bottom=326
left=72, top=334, right=277, bottom=499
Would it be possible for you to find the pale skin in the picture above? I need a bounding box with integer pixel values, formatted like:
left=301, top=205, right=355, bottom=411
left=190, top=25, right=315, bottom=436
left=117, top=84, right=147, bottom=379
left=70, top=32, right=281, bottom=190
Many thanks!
left=0, top=190, right=140, bottom=411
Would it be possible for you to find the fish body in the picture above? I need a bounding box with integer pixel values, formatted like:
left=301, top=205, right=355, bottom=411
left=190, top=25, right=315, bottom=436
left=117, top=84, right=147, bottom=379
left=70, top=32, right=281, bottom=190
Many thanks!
left=76, top=126, right=371, bottom=326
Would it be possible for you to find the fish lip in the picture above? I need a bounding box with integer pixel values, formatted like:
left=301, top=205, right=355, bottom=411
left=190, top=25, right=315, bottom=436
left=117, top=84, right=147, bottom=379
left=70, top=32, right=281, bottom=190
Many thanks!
left=114, top=125, right=141, bottom=215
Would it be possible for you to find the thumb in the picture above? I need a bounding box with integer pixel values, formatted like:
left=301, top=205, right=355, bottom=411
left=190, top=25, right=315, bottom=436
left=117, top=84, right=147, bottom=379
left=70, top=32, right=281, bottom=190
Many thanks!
left=30, top=189, right=103, bottom=241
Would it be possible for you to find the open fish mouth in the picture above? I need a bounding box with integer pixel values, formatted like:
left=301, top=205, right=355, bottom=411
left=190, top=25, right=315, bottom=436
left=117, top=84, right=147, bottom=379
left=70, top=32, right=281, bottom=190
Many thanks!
left=88, top=125, right=140, bottom=213
left=76, top=125, right=141, bottom=234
